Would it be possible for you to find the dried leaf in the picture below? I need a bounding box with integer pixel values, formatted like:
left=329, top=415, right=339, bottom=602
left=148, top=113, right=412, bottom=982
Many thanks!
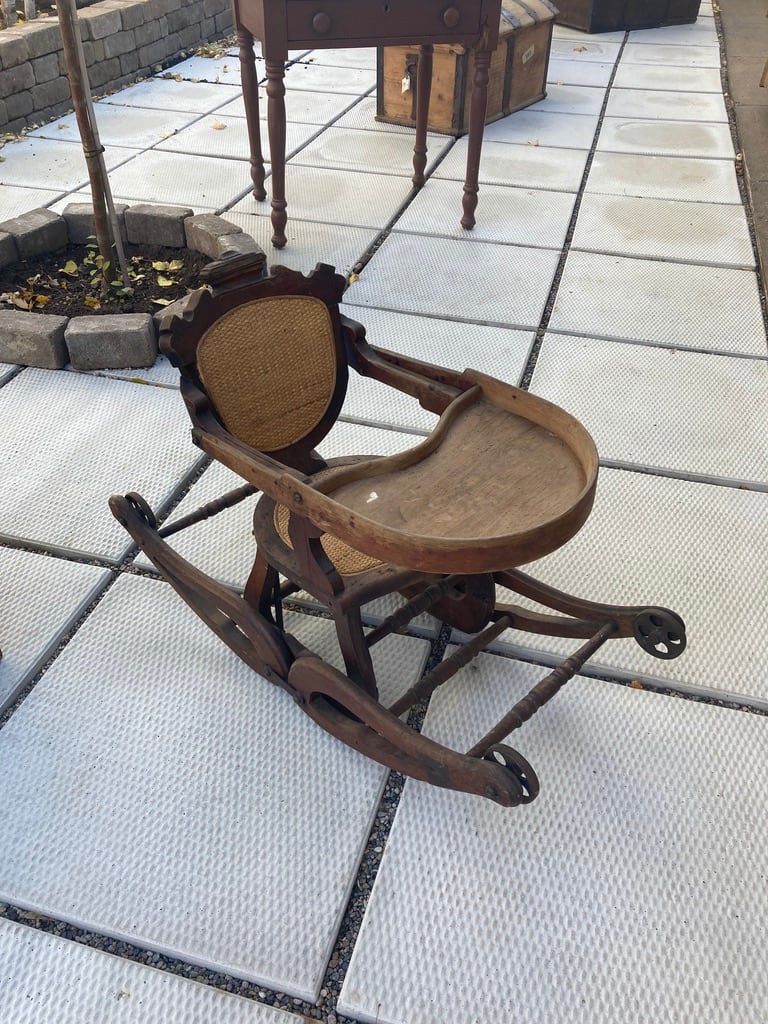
left=211, top=122, right=227, bottom=130
left=59, top=260, right=79, bottom=277
left=151, top=261, right=170, bottom=271
left=156, top=275, right=177, bottom=287
left=12, top=295, right=31, bottom=310
left=167, top=260, right=184, bottom=271
left=83, top=295, right=101, bottom=309
left=152, top=297, right=175, bottom=306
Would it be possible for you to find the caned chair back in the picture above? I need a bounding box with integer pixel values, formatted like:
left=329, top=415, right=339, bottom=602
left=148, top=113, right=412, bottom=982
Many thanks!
left=161, top=259, right=349, bottom=464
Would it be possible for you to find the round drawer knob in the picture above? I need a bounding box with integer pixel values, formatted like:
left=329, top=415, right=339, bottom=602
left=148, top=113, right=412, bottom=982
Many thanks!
left=442, top=6, right=460, bottom=27
left=312, top=11, right=331, bottom=33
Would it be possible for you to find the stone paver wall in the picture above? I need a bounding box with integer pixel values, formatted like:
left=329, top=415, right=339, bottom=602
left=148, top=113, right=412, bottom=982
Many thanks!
left=0, top=0, right=233, bottom=134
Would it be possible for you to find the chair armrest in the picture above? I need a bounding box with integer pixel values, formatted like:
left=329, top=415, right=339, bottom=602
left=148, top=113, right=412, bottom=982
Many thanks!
left=340, top=316, right=467, bottom=415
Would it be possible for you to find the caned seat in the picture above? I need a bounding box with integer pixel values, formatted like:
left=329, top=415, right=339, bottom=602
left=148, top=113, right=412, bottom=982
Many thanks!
left=111, top=253, right=686, bottom=807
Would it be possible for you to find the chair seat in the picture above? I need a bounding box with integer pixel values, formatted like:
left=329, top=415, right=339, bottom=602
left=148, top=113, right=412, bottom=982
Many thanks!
left=308, top=373, right=600, bottom=575
left=273, top=502, right=384, bottom=577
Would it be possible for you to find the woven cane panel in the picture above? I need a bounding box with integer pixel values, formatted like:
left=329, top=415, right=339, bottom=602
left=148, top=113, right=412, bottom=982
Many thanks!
left=273, top=503, right=383, bottom=576
left=197, top=296, right=338, bottom=452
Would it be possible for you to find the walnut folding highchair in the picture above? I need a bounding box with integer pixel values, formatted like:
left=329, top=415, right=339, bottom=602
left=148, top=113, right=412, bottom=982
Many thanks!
left=110, top=253, right=686, bottom=807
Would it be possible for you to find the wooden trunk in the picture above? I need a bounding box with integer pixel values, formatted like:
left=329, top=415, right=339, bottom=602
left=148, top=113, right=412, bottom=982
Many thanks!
left=555, top=0, right=701, bottom=33
left=376, top=0, right=557, bottom=137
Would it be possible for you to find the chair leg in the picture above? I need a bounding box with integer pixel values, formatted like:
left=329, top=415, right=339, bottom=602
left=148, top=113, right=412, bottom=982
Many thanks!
left=331, top=604, right=379, bottom=699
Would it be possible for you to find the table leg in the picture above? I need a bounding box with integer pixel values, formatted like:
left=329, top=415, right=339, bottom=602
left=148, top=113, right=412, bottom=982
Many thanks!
left=235, top=23, right=266, bottom=201
left=265, top=58, right=288, bottom=248
left=412, top=43, right=433, bottom=186
left=461, top=45, right=491, bottom=230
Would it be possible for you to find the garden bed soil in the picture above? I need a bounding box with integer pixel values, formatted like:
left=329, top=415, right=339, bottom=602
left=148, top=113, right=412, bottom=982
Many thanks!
left=0, top=242, right=210, bottom=317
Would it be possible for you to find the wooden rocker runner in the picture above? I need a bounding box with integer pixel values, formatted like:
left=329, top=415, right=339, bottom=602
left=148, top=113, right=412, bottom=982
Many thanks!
left=110, top=253, right=686, bottom=807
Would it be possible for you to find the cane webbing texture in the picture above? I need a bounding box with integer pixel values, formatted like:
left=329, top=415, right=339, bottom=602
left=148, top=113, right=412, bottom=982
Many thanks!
left=274, top=504, right=383, bottom=577
left=197, top=296, right=338, bottom=451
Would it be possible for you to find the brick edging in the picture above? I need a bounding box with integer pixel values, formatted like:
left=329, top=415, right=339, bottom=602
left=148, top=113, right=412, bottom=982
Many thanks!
left=0, top=0, right=233, bottom=135
left=0, top=203, right=263, bottom=371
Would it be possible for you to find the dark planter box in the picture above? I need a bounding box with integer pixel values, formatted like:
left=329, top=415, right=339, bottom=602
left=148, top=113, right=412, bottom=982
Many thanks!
left=555, top=0, right=700, bottom=32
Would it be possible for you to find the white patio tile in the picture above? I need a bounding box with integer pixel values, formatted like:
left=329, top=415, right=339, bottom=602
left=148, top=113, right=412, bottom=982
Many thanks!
left=549, top=36, right=622, bottom=63
left=570, top=192, right=754, bottom=267
left=165, top=54, right=246, bottom=86
left=339, top=655, right=768, bottom=1024
left=585, top=151, right=741, bottom=203
left=0, top=547, right=109, bottom=711
left=529, top=334, right=768, bottom=484
left=433, top=138, right=588, bottom=192
left=289, top=125, right=451, bottom=176
left=28, top=105, right=200, bottom=149
left=298, top=47, right=377, bottom=69
left=156, top=115, right=317, bottom=162
left=499, top=469, right=768, bottom=699
left=0, top=574, right=428, bottom=1000
left=0, top=369, right=200, bottom=561
left=283, top=61, right=376, bottom=95
left=628, top=22, right=719, bottom=46
left=597, top=116, right=734, bottom=158
left=345, top=233, right=559, bottom=328
left=333, top=96, right=430, bottom=134
left=95, top=150, right=252, bottom=212
left=0, top=137, right=136, bottom=192
left=0, top=185, right=63, bottom=221
left=394, top=178, right=576, bottom=249
left=548, top=251, right=765, bottom=355
left=546, top=58, right=615, bottom=88
left=222, top=209, right=378, bottom=276
left=605, top=86, right=727, bottom=121
left=216, top=87, right=357, bottom=125
left=482, top=110, right=599, bottom=150
left=233, top=164, right=413, bottom=229
left=132, top=460, right=258, bottom=587
left=620, top=42, right=721, bottom=66
left=340, top=306, right=534, bottom=429
left=102, top=77, right=243, bottom=114
left=611, top=62, right=723, bottom=91
left=532, top=83, right=606, bottom=116
left=0, top=919, right=304, bottom=1024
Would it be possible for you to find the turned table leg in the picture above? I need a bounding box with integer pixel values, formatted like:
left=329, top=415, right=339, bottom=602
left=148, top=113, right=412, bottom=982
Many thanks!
left=236, top=23, right=266, bottom=201
left=265, top=58, right=288, bottom=248
left=412, top=43, right=433, bottom=187
left=461, top=45, right=491, bottom=230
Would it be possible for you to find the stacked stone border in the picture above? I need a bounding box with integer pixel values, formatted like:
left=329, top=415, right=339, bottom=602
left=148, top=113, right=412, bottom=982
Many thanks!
left=0, top=203, right=263, bottom=370
left=0, top=0, right=233, bottom=135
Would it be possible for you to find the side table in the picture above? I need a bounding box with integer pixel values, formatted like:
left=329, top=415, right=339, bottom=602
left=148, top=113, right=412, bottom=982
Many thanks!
left=232, top=0, right=502, bottom=248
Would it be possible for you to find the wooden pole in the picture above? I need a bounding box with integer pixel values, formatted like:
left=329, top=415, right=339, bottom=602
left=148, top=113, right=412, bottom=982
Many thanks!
left=57, top=0, right=130, bottom=291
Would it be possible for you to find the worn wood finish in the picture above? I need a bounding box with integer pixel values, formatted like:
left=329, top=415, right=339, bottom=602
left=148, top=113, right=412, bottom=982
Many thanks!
left=377, top=0, right=556, bottom=137
left=555, top=0, right=701, bottom=33
left=232, top=0, right=502, bottom=246
left=110, top=255, right=687, bottom=807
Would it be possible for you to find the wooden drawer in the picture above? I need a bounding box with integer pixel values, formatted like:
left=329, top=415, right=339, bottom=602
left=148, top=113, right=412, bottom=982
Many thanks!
left=285, top=0, right=482, bottom=47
